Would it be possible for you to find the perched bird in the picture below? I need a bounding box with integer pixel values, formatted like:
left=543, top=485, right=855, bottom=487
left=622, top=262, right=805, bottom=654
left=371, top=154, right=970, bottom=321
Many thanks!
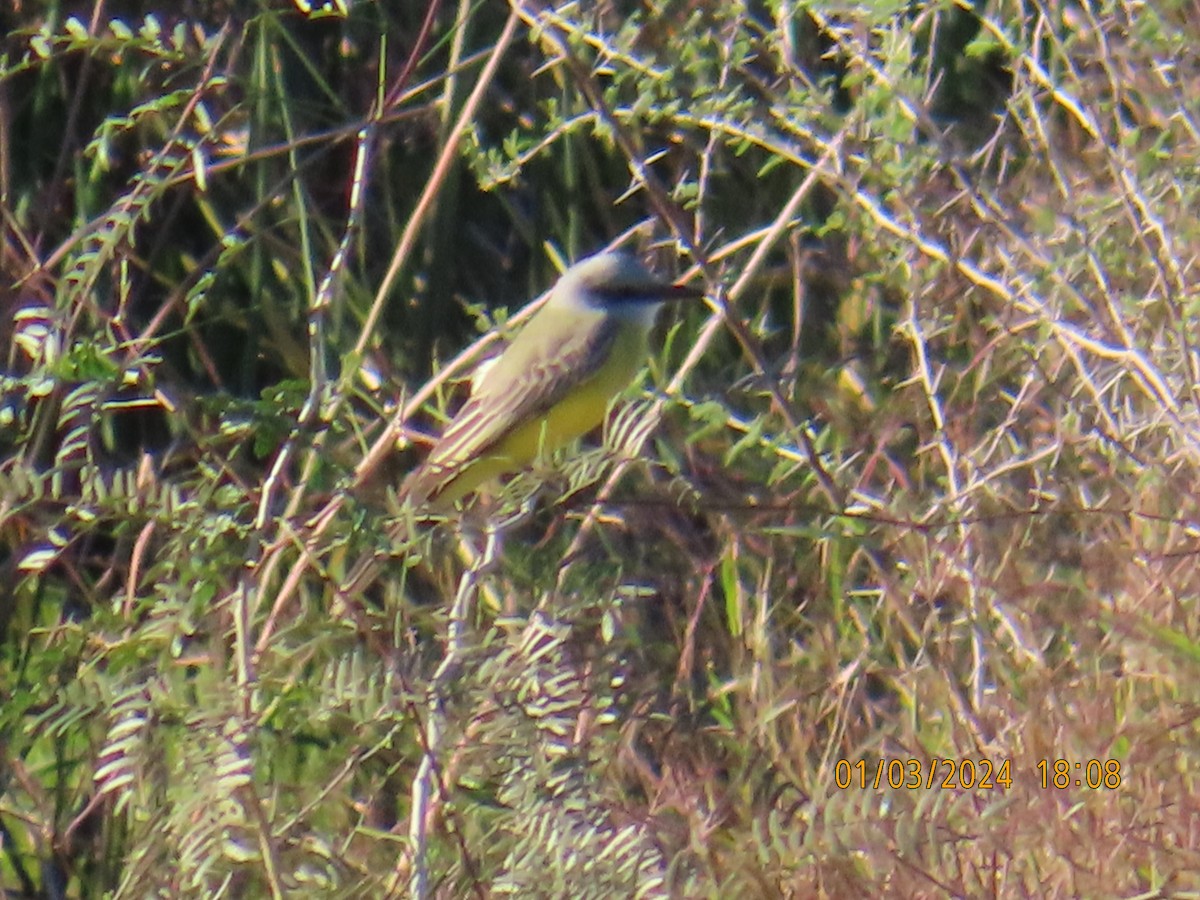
left=400, top=251, right=705, bottom=508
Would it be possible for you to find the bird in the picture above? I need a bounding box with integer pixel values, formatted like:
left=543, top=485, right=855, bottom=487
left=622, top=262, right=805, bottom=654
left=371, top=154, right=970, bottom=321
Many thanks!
left=399, top=251, right=706, bottom=509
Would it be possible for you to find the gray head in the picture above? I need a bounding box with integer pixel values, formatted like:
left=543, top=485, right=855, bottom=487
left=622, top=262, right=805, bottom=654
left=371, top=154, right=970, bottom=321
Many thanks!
left=547, top=252, right=703, bottom=316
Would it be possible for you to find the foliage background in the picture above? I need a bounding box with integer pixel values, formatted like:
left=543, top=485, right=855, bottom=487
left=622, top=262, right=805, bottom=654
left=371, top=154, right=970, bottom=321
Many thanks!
left=3, top=0, right=1199, bottom=896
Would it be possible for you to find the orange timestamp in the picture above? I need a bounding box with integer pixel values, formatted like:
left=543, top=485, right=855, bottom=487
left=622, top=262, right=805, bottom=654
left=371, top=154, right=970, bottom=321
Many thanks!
left=1037, top=758, right=1122, bottom=789
left=834, top=758, right=1012, bottom=790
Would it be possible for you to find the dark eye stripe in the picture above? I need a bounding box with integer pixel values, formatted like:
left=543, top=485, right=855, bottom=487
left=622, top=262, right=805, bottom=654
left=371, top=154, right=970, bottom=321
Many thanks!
left=592, top=284, right=659, bottom=302
left=593, top=283, right=702, bottom=303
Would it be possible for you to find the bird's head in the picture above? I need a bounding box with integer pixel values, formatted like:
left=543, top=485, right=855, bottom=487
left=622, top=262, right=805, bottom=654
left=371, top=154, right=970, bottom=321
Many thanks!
left=548, top=252, right=704, bottom=319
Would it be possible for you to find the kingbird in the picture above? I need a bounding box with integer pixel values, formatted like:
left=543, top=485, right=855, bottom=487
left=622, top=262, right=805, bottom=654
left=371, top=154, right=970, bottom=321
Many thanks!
left=400, top=251, right=705, bottom=508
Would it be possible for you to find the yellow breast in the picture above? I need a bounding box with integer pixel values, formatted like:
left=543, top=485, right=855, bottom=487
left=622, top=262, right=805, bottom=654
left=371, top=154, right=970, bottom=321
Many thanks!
left=436, top=323, right=649, bottom=504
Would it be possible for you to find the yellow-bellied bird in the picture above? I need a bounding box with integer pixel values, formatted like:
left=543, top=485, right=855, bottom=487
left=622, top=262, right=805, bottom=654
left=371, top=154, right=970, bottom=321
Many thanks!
left=401, top=252, right=705, bottom=508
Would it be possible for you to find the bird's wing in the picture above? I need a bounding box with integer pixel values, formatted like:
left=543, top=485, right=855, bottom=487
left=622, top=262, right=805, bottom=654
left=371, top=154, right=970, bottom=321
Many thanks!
left=401, top=309, right=619, bottom=504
